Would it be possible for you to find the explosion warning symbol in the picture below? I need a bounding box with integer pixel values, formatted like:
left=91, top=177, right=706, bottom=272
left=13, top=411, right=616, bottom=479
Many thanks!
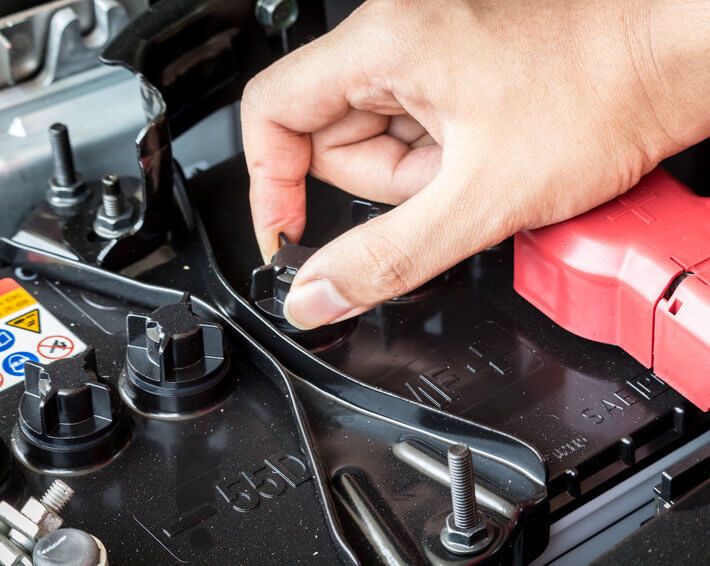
left=6, top=309, right=41, bottom=334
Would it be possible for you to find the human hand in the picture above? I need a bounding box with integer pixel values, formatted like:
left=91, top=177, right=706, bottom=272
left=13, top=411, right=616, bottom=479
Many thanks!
left=242, top=0, right=710, bottom=330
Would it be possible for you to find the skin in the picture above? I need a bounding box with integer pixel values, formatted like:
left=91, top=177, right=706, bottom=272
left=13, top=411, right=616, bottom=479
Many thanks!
left=242, top=0, right=710, bottom=330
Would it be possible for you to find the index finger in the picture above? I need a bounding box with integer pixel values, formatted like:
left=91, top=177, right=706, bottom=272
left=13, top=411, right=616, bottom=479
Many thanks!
left=241, top=29, right=368, bottom=261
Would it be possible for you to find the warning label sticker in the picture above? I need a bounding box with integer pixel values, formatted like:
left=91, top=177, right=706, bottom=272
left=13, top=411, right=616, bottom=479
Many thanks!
left=0, top=279, right=86, bottom=393
left=7, top=309, right=41, bottom=334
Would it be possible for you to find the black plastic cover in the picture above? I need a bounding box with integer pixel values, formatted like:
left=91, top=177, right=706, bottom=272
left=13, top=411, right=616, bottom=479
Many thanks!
left=14, top=349, right=132, bottom=472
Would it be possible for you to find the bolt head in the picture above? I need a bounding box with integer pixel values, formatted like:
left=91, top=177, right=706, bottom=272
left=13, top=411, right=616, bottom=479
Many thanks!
left=440, top=512, right=494, bottom=555
left=255, top=0, right=299, bottom=30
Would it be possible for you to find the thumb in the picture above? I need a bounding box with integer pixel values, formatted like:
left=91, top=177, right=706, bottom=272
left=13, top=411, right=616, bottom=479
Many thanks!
left=283, top=166, right=514, bottom=329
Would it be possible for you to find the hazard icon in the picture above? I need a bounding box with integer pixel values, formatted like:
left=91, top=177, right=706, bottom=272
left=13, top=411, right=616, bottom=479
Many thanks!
left=6, top=309, right=41, bottom=334
left=37, top=336, right=75, bottom=360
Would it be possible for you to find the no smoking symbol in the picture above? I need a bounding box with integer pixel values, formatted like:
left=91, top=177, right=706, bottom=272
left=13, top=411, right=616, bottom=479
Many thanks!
left=37, top=335, right=75, bottom=360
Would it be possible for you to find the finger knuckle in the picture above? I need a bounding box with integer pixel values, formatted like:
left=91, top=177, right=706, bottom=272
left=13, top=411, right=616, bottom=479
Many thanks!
left=359, top=229, right=416, bottom=298
left=242, top=75, right=267, bottom=109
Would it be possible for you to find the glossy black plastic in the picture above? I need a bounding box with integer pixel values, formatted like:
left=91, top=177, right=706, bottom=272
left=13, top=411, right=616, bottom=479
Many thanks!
left=121, top=296, right=232, bottom=417
left=13, top=349, right=132, bottom=473
left=0, top=435, right=22, bottom=505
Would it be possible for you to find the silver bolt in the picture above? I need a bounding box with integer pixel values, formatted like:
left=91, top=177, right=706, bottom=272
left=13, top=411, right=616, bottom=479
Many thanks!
left=448, top=444, right=478, bottom=529
left=46, top=123, right=88, bottom=209
left=440, top=445, right=493, bottom=555
left=49, top=123, right=77, bottom=187
left=94, top=174, right=134, bottom=238
left=255, top=0, right=299, bottom=30
left=100, top=174, right=125, bottom=218
left=40, top=480, right=74, bottom=514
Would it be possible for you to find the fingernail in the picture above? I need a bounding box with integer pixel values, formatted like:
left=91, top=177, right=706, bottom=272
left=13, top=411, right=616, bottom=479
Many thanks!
left=256, top=232, right=279, bottom=265
left=283, top=279, right=356, bottom=330
left=258, top=242, right=277, bottom=265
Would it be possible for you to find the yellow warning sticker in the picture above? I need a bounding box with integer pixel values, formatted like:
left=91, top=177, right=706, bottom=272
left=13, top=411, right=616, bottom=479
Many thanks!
left=6, top=309, right=41, bottom=334
left=0, top=280, right=36, bottom=318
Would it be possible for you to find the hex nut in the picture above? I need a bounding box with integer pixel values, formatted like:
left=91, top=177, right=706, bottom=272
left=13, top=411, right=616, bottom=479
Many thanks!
left=47, top=177, right=89, bottom=208
left=93, top=201, right=135, bottom=239
left=19, top=498, right=62, bottom=538
left=440, top=512, right=494, bottom=555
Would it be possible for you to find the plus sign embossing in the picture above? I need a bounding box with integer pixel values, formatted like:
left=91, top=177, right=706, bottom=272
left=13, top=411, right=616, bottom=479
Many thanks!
left=606, top=191, right=658, bottom=224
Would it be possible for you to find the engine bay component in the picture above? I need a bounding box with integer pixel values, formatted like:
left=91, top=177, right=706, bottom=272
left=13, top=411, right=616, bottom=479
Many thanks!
left=0, top=0, right=135, bottom=88
left=0, top=0, right=705, bottom=564
left=515, top=169, right=710, bottom=410
left=122, top=296, right=231, bottom=418
left=0, top=479, right=74, bottom=565
left=13, top=350, right=132, bottom=473
left=20, top=479, right=74, bottom=539
left=255, top=0, right=299, bottom=31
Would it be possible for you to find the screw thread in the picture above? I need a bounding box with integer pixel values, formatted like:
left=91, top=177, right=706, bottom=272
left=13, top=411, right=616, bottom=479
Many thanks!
left=49, top=123, right=77, bottom=187
left=101, top=174, right=125, bottom=218
left=447, top=444, right=478, bottom=530
left=40, top=479, right=74, bottom=514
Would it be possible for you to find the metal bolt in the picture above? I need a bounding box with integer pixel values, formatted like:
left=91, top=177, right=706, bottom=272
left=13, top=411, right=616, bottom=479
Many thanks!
left=440, top=444, right=493, bottom=555
left=101, top=174, right=125, bottom=218
left=39, top=480, right=74, bottom=514
left=448, top=444, right=478, bottom=529
left=49, top=123, right=77, bottom=187
left=255, top=0, right=299, bottom=30
left=47, top=123, right=88, bottom=209
left=93, top=174, right=134, bottom=238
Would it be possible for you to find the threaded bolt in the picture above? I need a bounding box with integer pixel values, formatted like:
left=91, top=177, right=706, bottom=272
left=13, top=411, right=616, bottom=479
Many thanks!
left=49, top=123, right=77, bottom=187
left=447, top=444, right=478, bottom=530
left=101, top=174, right=125, bottom=218
left=40, top=479, right=74, bottom=514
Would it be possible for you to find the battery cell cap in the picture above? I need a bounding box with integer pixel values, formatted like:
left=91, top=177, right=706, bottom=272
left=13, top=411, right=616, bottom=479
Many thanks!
left=14, top=349, right=132, bottom=472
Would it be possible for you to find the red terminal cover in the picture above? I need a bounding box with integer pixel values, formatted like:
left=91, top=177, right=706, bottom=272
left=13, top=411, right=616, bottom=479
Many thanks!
left=514, top=169, right=710, bottom=410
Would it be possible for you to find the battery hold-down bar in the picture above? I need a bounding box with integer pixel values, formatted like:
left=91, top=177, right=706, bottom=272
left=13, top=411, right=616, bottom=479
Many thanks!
left=514, top=168, right=709, bottom=410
